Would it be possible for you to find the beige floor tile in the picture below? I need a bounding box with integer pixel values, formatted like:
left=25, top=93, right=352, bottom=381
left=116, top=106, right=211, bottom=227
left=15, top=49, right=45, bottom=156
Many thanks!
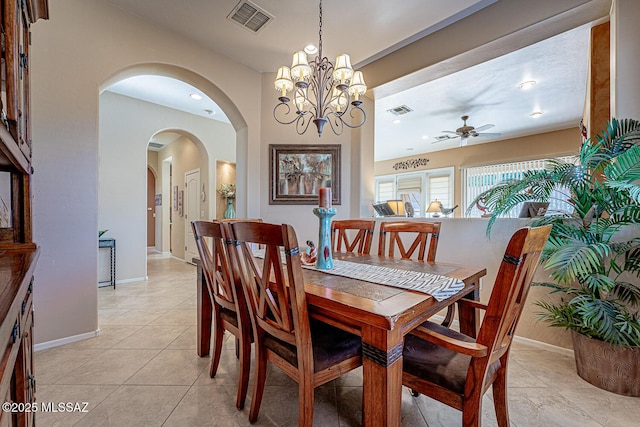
left=112, top=325, right=189, bottom=349
left=57, top=349, right=160, bottom=385
left=557, top=385, right=640, bottom=427
left=61, top=325, right=142, bottom=350
left=166, top=325, right=199, bottom=350
left=36, top=384, right=118, bottom=427
left=163, top=385, right=244, bottom=426
left=410, top=392, right=499, bottom=427
left=125, top=349, right=209, bottom=385
left=34, top=348, right=106, bottom=385
left=506, top=387, right=604, bottom=427
left=148, top=309, right=196, bottom=326
left=98, top=309, right=168, bottom=326
left=73, top=385, right=189, bottom=427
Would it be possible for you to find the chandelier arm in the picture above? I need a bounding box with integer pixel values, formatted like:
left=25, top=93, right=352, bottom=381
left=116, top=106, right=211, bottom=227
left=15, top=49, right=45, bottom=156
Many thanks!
left=340, top=105, right=367, bottom=129
left=324, top=112, right=345, bottom=136
left=295, top=113, right=314, bottom=135
left=273, top=102, right=304, bottom=126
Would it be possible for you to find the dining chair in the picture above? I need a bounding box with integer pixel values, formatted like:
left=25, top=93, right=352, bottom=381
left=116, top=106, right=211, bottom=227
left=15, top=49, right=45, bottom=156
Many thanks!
left=229, top=221, right=363, bottom=426
left=191, top=220, right=252, bottom=410
left=331, top=219, right=376, bottom=254
left=402, top=225, right=552, bottom=427
left=377, top=221, right=457, bottom=325
left=377, top=221, right=441, bottom=262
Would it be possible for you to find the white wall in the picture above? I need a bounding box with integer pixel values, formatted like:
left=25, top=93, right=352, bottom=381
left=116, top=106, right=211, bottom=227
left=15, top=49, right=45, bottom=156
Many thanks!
left=99, top=92, right=235, bottom=281
left=30, top=0, right=260, bottom=345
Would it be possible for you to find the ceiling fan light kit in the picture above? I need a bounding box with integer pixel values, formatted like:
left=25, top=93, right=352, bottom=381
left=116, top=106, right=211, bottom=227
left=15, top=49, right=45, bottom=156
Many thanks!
left=273, top=0, right=366, bottom=137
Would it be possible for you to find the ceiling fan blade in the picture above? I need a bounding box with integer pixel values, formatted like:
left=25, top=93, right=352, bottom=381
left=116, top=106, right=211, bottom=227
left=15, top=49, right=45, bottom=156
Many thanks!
left=473, top=124, right=494, bottom=132
left=476, top=132, right=501, bottom=138
left=441, top=130, right=458, bottom=134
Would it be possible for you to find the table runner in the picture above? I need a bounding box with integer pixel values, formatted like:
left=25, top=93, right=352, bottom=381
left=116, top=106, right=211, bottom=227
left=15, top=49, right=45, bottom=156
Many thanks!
left=252, top=249, right=464, bottom=301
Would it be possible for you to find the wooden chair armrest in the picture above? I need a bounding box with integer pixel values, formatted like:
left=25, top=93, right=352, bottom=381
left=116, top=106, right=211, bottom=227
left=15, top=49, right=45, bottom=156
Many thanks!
left=457, top=298, right=488, bottom=311
left=409, top=325, right=488, bottom=357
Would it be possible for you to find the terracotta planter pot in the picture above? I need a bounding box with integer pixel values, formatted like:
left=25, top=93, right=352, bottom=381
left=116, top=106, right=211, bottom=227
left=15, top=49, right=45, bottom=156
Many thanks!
left=571, top=330, right=640, bottom=396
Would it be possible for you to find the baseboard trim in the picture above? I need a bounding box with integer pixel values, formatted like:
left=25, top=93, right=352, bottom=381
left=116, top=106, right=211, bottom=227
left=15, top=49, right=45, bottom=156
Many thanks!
left=35, top=329, right=101, bottom=352
left=116, top=276, right=148, bottom=285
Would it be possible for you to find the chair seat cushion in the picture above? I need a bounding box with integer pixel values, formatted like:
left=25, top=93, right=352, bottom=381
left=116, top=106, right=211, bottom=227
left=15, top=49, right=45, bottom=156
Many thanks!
left=403, top=321, right=500, bottom=394
left=264, top=319, right=361, bottom=372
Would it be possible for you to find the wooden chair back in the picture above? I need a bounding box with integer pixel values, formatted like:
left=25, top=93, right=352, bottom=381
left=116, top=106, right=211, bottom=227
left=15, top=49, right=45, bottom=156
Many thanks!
left=192, top=220, right=238, bottom=313
left=476, top=225, right=552, bottom=363
left=331, top=219, right=376, bottom=254
left=230, top=221, right=310, bottom=347
left=378, top=221, right=441, bottom=262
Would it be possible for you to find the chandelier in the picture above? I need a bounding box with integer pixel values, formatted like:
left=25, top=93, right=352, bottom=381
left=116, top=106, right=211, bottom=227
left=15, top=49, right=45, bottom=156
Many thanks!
left=273, top=0, right=367, bottom=137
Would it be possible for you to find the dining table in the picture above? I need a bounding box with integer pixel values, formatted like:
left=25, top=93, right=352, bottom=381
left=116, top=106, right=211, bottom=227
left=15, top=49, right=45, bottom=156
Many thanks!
left=195, top=252, right=486, bottom=427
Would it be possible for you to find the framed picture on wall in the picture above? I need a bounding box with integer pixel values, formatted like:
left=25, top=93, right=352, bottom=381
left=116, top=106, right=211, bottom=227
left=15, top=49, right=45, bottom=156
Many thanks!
left=269, top=144, right=341, bottom=205
left=178, top=190, right=183, bottom=216
left=173, top=186, right=178, bottom=211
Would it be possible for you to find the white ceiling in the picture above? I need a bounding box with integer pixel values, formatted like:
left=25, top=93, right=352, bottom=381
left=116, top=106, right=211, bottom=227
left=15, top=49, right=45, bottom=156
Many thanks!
left=101, top=0, right=591, bottom=160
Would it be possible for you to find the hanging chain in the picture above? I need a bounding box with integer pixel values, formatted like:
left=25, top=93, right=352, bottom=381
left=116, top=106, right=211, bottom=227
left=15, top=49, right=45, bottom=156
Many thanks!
left=318, top=0, right=323, bottom=58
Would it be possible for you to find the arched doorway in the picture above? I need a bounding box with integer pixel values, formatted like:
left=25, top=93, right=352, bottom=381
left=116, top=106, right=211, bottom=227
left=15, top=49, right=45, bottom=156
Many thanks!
left=99, top=64, right=246, bottom=283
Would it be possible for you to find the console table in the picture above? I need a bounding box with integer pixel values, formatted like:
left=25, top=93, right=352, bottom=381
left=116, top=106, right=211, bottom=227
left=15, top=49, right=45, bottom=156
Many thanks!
left=99, top=238, right=116, bottom=288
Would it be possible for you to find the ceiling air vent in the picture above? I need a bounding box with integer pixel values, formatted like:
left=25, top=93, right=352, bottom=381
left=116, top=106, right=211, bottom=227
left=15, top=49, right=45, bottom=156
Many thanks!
left=148, top=142, right=164, bottom=149
left=227, top=1, right=274, bottom=34
left=386, top=105, right=413, bottom=116
left=434, top=135, right=452, bottom=141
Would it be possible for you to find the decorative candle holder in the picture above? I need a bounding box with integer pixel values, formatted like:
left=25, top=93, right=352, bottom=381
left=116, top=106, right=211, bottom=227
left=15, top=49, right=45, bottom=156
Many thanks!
left=313, top=207, right=336, bottom=270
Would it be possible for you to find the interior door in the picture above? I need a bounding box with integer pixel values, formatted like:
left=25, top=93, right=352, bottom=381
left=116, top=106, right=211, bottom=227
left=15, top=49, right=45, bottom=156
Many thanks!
left=184, top=169, right=200, bottom=263
left=147, top=168, right=156, bottom=247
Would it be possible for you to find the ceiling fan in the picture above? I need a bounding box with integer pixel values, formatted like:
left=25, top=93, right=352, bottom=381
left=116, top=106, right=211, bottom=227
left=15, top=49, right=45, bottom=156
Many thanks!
left=435, top=115, right=501, bottom=146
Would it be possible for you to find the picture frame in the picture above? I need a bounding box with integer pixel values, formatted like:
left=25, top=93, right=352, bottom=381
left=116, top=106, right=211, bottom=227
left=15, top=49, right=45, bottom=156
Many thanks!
left=178, top=190, right=183, bottom=216
left=269, top=144, right=341, bottom=205
left=173, top=186, right=178, bottom=211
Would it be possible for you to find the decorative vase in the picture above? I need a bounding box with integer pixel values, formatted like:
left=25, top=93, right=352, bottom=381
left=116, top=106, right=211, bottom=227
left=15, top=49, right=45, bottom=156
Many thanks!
left=571, top=330, right=640, bottom=396
left=313, top=207, right=336, bottom=270
left=224, top=198, right=236, bottom=219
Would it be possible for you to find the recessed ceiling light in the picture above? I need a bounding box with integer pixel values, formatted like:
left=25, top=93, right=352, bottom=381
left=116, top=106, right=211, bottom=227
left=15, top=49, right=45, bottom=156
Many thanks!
left=393, top=119, right=401, bottom=124
left=190, top=93, right=202, bottom=100
left=530, top=111, right=543, bottom=117
left=422, top=135, right=429, bottom=140
left=519, top=80, right=536, bottom=90
left=204, top=109, right=215, bottom=115
left=304, top=44, right=318, bottom=55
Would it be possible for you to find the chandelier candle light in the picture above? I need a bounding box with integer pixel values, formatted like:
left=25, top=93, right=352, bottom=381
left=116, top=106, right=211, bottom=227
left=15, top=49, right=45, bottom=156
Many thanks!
left=273, top=0, right=367, bottom=137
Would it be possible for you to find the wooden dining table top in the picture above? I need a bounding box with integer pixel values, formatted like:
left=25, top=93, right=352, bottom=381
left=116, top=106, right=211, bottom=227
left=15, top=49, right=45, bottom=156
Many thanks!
left=302, top=252, right=486, bottom=334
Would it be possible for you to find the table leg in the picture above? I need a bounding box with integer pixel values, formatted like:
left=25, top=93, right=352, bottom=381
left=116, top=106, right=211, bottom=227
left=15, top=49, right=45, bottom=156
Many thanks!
left=361, top=326, right=403, bottom=427
left=196, top=261, right=211, bottom=357
left=458, top=281, right=480, bottom=338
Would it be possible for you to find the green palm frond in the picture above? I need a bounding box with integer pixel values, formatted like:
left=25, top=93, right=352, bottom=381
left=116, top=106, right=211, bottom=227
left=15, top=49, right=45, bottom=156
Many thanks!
left=546, top=241, right=610, bottom=284
left=612, top=281, right=640, bottom=305
left=474, top=118, right=640, bottom=346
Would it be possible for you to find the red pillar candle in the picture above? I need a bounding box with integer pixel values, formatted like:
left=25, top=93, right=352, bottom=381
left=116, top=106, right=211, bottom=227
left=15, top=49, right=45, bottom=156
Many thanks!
left=318, top=187, right=332, bottom=208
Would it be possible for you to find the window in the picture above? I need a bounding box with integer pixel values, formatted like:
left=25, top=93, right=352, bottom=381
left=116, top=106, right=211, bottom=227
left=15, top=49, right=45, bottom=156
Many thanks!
left=374, top=167, right=454, bottom=217
left=462, top=157, right=573, bottom=217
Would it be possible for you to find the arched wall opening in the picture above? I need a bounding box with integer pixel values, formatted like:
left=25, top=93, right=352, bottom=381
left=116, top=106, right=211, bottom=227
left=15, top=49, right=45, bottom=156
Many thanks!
left=99, top=63, right=243, bottom=283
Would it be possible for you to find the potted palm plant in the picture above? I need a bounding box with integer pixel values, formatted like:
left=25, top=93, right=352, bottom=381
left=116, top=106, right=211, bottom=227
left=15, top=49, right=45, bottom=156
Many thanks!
left=470, top=118, right=640, bottom=396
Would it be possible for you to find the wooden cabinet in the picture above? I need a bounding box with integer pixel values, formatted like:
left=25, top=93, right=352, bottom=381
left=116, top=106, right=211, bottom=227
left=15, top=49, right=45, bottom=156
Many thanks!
left=0, top=0, right=48, bottom=426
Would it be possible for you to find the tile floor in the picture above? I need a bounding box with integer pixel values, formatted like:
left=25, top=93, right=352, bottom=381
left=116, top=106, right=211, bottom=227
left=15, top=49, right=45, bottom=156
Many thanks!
left=35, top=254, right=639, bottom=426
